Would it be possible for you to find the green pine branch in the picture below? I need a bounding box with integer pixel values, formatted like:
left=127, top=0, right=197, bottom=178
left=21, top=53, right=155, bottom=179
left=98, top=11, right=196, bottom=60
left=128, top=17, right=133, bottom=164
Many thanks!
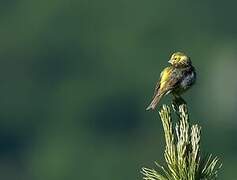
left=141, top=104, right=222, bottom=180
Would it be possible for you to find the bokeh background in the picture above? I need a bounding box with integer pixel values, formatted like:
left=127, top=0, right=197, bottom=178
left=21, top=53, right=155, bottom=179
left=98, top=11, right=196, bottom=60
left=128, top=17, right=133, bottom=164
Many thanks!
left=0, top=0, right=237, bottom=179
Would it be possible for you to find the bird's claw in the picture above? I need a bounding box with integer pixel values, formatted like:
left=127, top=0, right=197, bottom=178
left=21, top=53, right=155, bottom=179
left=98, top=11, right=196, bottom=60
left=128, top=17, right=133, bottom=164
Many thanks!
left=171, top=96, right=187, bottom=116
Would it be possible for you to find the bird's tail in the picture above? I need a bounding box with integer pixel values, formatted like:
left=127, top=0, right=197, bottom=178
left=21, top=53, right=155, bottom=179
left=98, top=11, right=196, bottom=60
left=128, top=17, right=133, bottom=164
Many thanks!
left=146, top=93, right=163, bottom=110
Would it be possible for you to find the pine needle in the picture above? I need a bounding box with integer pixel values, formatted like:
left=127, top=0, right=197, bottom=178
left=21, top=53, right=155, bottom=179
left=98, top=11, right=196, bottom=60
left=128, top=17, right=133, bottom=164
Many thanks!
left=141, top=104, right=222, bottom=180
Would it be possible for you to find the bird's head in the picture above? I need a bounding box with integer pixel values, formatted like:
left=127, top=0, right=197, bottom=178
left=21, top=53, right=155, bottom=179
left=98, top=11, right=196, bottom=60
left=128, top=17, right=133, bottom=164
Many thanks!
left=168, top=52, right=191, bottom=67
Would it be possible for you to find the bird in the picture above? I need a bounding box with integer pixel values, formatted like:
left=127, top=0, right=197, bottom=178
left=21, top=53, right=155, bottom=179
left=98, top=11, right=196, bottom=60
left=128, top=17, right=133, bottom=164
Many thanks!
left=146, top=52, right=196, bottom=110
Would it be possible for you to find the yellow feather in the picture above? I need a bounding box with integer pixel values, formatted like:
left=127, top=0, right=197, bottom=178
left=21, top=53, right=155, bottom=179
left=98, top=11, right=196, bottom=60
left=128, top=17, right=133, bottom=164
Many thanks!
left=159, top=67, right=172, bottom=90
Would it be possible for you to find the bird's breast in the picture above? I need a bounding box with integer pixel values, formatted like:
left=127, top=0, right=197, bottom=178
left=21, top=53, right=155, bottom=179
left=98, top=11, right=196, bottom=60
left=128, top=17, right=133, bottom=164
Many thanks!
left=180, top=70, right=196, bottom=89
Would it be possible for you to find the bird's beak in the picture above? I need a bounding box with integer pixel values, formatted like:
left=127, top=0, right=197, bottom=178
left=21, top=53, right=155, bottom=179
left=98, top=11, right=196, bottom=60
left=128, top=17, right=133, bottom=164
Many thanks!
left=168, top=59, right=173, bottom=64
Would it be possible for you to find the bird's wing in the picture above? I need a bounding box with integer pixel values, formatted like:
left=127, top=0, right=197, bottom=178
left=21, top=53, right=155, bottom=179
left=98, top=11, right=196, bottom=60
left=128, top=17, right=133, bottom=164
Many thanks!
left=153, top=67, right=181, bottom=96
left=152, top=67, right=169, bottom=98
left=152, top=79, right=161, bottom=98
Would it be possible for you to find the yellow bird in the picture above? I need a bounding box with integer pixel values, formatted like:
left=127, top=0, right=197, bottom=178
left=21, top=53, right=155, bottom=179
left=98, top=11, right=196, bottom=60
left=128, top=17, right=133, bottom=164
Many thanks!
left=146, top=52, right=196, bottom=110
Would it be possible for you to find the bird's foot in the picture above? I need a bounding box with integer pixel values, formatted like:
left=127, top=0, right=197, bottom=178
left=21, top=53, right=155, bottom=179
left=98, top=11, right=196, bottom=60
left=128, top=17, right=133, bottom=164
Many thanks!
left=172, top=96, right=187, bottom=116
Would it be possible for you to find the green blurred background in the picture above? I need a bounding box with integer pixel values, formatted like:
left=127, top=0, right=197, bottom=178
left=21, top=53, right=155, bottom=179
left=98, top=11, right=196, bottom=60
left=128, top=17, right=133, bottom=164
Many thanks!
left=0, top=0, right=237, bottom=179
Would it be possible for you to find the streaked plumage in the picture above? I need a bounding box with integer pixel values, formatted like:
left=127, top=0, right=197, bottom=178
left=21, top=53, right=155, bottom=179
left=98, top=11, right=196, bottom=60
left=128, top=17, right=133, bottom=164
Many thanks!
left=146, top=52, right=196, bottom=110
